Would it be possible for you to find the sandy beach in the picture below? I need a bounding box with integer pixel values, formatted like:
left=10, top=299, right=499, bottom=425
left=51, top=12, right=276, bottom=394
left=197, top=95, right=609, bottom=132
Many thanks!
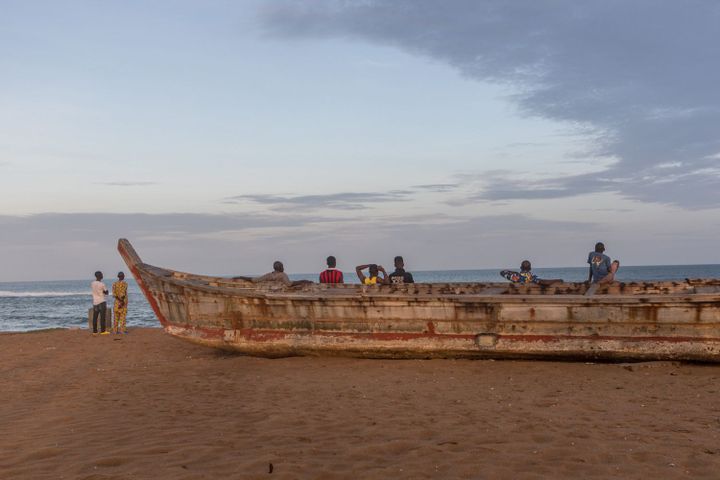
left=1, top=328, right=719, bottom=479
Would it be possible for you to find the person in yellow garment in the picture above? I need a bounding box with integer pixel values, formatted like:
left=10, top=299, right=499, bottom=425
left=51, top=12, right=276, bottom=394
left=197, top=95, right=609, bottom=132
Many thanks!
left=112, top=272, right=129, bottom=334
left=355, top=264, right=389, bottom=285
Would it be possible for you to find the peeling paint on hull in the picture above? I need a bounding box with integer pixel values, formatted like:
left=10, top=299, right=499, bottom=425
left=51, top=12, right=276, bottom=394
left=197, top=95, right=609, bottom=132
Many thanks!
left=118, top=239, right=720, bottom=362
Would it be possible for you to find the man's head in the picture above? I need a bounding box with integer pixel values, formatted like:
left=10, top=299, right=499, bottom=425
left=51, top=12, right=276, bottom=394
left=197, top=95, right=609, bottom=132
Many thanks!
left=595, top=242, right=605, bottom=253
left=520, top=260, right=532, bottom=272
left=273, top=261, right=284, bottom=273
left=369, top=264, right=379, bottom=277
left=326, top=256, right=337, bottom=268
left=117, top=272, right=125, bottom=280
left=394, top=256, right=404, bottom=269
left=94, top=271, right=103, bottom=281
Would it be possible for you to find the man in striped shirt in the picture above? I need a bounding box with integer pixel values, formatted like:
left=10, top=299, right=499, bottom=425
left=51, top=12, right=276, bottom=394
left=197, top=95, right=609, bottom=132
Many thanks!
left=319, top=256, right=344, bottom=284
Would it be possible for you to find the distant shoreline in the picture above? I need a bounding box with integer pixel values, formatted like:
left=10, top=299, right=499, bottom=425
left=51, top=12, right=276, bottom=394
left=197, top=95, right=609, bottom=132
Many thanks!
left=2, top=263, right=720, bottom=284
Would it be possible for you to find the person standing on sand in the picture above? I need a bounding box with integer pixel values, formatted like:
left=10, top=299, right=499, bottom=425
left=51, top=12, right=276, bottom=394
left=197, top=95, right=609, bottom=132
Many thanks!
left=587, top=242, right=617, bottom=283
left=91, top=271, right=109, bottom=335
left=319, top=256, right=344, bottom=284
left=112, top=272, right=128, bottom=334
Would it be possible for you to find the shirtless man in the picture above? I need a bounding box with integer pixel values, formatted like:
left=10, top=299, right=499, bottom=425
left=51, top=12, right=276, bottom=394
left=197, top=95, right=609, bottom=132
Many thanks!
left=234, top=261, right=311, bottom=287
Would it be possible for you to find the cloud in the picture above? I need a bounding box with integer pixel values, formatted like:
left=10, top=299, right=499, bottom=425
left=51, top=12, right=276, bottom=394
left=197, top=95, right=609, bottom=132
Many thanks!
left=0, top=210, right=597, bottom=280
left=411, top=183, right=459, bottom=192
left=224, top=191, right=412, bottom=210
left=0, top=212, right=337, bottom=246
left=97, top=181, right=159, bottom=187
left=261, top=1, right=720, bottom=208
left=463, top=164, right=720, bottom=209
left=2, top=209, right=719, bottom=281
left=0, top=212, right=348, bottom=280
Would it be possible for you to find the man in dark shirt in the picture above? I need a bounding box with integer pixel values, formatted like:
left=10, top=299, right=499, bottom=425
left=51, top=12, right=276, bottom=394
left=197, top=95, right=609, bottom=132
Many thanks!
left=388, top=256, right=414, bottom=284
left=319, top=256, right=344, bottom=284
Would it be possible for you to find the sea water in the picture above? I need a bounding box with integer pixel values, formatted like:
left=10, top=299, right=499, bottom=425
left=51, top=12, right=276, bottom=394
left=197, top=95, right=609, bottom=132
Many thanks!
left=1, top=265, right=718, bottom=332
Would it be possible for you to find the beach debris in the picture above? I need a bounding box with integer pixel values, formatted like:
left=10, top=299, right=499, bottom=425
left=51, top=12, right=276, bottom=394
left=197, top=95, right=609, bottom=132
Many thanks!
left=268, top=462, right=274, bottom=474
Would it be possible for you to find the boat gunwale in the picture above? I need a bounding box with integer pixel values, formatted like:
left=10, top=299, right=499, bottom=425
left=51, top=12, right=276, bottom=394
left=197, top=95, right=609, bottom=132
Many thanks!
left=132, top=262, right=720, bottom=305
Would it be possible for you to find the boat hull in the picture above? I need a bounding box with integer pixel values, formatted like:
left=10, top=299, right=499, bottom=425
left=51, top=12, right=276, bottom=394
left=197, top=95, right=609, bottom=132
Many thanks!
left=118, top=239, right=720, bottom=361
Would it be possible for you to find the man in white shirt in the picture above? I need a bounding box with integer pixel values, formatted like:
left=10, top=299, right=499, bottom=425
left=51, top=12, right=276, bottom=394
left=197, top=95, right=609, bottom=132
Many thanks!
left=91, top=271, right=109, bottom=335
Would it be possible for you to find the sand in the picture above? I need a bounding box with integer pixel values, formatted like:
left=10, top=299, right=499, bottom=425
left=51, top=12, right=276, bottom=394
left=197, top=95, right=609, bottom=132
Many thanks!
left=1, top=329, right=719, bottom=479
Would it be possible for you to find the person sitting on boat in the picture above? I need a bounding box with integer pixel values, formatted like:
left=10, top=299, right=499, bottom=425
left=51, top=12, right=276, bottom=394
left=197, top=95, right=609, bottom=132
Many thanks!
left=587, top=242, right=618, bottom=283
left=319, top=256, right=344, bottom=284
left=356, top=264, right=388, bottom=285
left=500, top=260, right=561, bottom=286
left=388, top=256, right=414, bottom=284
left=234, top=261, right=311, bottom=287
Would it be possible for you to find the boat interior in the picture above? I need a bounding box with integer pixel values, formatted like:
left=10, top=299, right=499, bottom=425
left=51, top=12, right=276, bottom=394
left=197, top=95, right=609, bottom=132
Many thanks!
left=138, top=263, right=720, bottom=297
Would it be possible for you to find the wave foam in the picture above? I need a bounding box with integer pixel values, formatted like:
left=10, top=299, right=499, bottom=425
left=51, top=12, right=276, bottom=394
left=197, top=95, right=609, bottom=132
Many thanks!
left=0, top=291, right=90, bottom=298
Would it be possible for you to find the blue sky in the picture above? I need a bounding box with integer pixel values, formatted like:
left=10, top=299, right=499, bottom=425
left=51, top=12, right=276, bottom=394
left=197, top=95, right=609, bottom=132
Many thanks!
left=1, top=1, right=719, bottom=281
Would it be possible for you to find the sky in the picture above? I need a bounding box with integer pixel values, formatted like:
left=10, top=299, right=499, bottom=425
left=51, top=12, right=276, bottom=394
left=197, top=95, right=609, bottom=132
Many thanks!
left=1, top=0, right=719, bottom=281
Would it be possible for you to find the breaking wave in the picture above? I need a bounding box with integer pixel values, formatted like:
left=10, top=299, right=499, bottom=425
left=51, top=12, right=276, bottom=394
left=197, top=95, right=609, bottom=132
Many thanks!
left=0, top=291, right=89, bottom=298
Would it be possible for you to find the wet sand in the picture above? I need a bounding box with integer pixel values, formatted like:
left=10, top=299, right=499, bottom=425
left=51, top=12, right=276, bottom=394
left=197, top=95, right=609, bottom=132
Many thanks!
left=1, top=328, right=719, bottom=479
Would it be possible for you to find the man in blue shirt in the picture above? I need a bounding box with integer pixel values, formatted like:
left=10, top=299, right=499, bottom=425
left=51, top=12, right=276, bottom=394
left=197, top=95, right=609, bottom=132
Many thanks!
left=587, top=242, right=613, bottom=283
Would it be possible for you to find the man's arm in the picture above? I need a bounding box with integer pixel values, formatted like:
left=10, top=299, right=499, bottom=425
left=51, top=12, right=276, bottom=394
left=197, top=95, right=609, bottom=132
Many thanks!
left=587, top=265, right=593, bottom=283
left=255, top=272, right=282, bottom=283
left=378, top=266, right=390, bottom=284
left=355, top=265, right=368, bottom=283
left=500, top=270, right=519, bottom=283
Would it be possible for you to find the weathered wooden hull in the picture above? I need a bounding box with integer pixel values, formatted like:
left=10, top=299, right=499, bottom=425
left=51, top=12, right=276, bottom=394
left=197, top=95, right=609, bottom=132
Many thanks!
left=118, top=239, right=720, bottom=361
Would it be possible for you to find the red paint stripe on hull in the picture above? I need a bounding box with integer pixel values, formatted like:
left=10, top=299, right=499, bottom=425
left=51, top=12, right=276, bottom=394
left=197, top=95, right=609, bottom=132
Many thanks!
left=171, top=323, right=720, bottom=345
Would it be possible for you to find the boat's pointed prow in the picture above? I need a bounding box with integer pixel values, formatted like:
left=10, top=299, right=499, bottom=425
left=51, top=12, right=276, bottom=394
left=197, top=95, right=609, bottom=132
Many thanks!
left=118, top=238, right=143, bottom=268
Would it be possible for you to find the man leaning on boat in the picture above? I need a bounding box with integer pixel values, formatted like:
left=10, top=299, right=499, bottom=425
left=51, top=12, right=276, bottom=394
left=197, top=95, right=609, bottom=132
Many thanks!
left=233, top=261, right=311, bottom=287
left=499, top=260, right=562, bottom=286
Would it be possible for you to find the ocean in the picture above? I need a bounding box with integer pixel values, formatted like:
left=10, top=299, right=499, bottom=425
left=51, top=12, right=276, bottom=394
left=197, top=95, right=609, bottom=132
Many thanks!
left=1, top=264, right=718, bottom=332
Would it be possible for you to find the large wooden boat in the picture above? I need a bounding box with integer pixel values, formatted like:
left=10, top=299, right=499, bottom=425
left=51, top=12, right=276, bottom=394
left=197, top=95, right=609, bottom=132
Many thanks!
left=118, top=239, right=720, bottom=362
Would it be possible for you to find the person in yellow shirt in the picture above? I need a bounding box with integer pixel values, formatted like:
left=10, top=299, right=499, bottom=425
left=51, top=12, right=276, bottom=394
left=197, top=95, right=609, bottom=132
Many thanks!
left=355, top=264, right=388, bottom=285
left=112, top=272, right=129, bottom=334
